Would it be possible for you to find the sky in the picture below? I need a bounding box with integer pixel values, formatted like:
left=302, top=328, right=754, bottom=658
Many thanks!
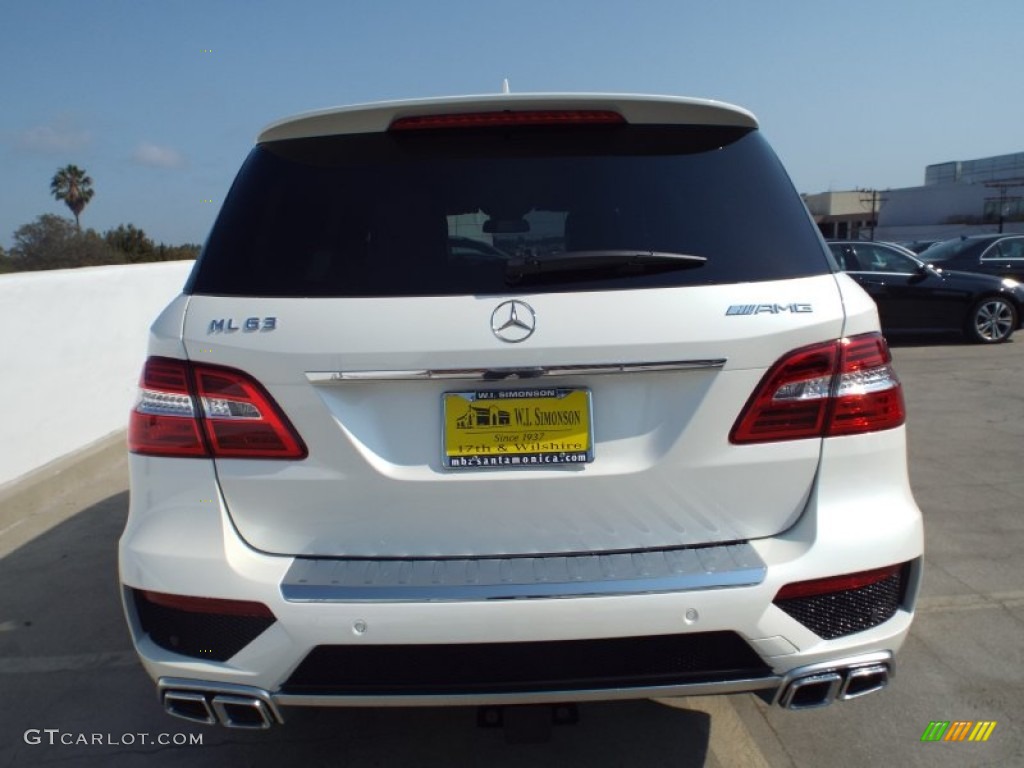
left=2, top=0, right=1022, bottom=250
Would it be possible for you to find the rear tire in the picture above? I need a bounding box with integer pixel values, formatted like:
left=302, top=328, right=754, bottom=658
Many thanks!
left=965, top=296, right=1017, bottom=343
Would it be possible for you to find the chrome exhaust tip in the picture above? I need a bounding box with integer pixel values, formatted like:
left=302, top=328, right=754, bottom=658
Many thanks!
left=840, top=663, right=890, bottom=700
left=780, top=672, right=843, bottom=710
left=211, top=694, right=274, bottom=729
left=775, top=653, right=894, bottom=710
left=159, top=680, right=280, bottom=729
left=163, top=691, right=216, bottom=725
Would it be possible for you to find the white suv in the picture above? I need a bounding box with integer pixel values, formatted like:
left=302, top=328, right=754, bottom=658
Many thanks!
left=119, top=93, right=923, bottom=729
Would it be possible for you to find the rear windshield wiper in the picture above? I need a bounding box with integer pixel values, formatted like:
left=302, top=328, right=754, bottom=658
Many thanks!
left=505, top=250, right=707, bottom=282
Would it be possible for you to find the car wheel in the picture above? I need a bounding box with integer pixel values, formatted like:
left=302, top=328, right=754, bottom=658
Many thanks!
left=965, top=296, right=1018, bottom=343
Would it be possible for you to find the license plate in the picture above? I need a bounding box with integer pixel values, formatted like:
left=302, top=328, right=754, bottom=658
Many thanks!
left=442, top=388, right=593, bottom=469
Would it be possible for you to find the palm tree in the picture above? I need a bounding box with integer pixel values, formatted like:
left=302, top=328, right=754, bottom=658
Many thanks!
left=50, top=165, right=95, bottom=231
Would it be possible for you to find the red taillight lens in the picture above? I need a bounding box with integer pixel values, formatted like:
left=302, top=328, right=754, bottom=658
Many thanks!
left=140, top=590, right=274, bottom=618
left=193, top=366, right=307, bottom=458
left=128, top=358, right=207, bottom=457
left=128, top=357, right=307, bottom=459
left=828, top=334, right=906, bottom=437
left=730, top=333, right=905, bottom=444
left=389, top=110, right=626, bottom=131
left=775, top=564, right=903, bottom=601
left=730, top=342, right=838, bottom=443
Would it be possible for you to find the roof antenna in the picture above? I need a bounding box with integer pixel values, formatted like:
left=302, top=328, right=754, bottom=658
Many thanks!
left=502, top=78, right=511, bottom=94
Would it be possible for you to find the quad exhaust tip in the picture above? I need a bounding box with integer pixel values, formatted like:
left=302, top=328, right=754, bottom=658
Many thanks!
left=780, top=671, right=843, bottom=710
left=163, top=691, right=217, bottom=725
left=780, top=662, right=891, bottom=710
left=211, top=695, right=274, bottom=729
left=163, top=688, right=276, bottom=729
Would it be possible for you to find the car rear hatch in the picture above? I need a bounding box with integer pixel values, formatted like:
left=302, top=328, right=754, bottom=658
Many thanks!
left=180, top=95, right=846, bottom=558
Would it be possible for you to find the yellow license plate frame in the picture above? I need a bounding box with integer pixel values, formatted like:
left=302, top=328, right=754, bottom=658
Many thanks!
left=442, top=388, right=594, bottom=469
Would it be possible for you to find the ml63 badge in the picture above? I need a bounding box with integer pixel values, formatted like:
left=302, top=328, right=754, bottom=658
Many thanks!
left=442, top=388, right=593, bottom=469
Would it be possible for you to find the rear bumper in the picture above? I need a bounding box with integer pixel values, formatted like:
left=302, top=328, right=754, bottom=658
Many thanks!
left=156, top=650, right=894, bottom=728
left=119, top=427, right=924, bottom=715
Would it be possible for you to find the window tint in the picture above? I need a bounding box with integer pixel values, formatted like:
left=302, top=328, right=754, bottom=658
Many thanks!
left=856, top=245, right=918, bottom=273
left=990, top=238, right=1024, bottom=260
left=924, top=238, right=987, bottom=262
left=828, top=244, right=858, bottom=271
left=189, top=126, right=830, bottom=297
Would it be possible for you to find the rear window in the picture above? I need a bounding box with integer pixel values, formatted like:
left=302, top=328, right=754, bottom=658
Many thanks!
left=189, top=124, right=830, bottom=297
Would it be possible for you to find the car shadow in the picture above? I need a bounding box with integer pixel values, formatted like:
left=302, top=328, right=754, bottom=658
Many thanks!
left=886, top=332, right=1019, bottom=349
left=884, top=333, right=970, bottom=348
left=0, top=491, right=713, bottom=767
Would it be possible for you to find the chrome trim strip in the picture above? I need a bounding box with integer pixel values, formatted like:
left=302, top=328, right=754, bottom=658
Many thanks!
left=280, top=543, right=765, bottom=602
left=158, top=656, right=894, bottom=713
left=305, top=359, right=727, bottom=383
left=273, top=676, right=780, bottom=709
left=159, top=674, right=779, bottom=711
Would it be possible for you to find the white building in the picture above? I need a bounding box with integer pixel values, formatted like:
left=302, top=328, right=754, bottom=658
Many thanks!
left=805, top=151, right=1024, bottom=243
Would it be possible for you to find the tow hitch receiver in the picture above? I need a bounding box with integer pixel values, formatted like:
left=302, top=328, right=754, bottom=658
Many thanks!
left=477, top=703, right=579, bottom=743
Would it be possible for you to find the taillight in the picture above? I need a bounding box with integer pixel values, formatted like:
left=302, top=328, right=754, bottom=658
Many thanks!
left=129, top=358, right=207, bottom=457
left=128, top=357, right=307, bottom=459
left=774, top=564, right=904, bottom=601
left=389, top=110, right=625, bottom=131
left=730, top=333, right=905, bottom=444
left=192, top=366, right=307, bottom=458
left=139, top=590, right=274, bottom=618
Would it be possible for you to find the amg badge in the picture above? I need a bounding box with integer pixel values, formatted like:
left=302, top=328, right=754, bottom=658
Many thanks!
left=726, top=304, right=813, bottom=316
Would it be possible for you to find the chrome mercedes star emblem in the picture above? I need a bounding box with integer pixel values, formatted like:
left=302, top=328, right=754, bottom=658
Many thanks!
left=491, top=300, right=536, bottom=343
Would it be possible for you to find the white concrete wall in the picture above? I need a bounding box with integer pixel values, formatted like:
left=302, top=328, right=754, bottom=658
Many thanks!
left=0, top=262, right=194, bottom=488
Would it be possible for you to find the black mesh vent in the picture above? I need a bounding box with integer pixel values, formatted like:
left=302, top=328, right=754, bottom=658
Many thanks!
left=132, top=590, right=275, bottom=661
left=281, top=631, right=770, bottom=695
left=774, top=568, right=907, bottom=640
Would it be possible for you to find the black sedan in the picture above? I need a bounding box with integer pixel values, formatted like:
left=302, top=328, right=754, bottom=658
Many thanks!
left=828, top=240, right=1024, bottom=343
left=919, top=233, right=1024, bottom=281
